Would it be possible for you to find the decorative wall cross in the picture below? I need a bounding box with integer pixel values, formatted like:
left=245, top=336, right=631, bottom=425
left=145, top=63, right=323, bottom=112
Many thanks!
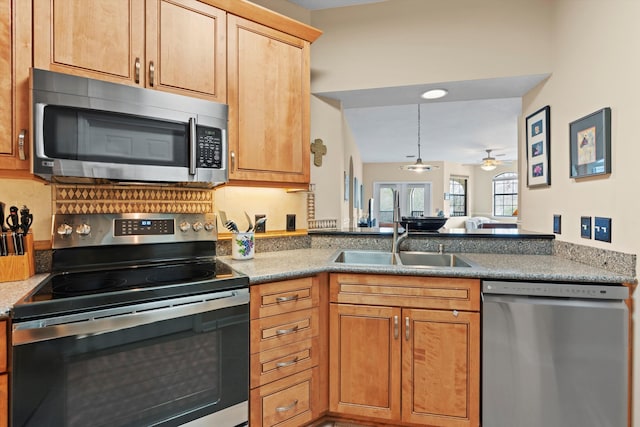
left=310, top=138, right=327, bottom=167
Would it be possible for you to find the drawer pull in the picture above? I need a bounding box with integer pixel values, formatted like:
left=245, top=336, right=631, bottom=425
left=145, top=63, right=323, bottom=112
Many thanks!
left=276, top=294, right=299, bottom=303
left=134, top=57, right=140, bottom=83
left=405, top=316, right=410, bottom=341
left=276, top=325, right=299, bottom=336
left=393, top=315, right=399, bottom=339
left=275, top=399, right=299, bottom=413
left=275, top=356, right=299, bottom=368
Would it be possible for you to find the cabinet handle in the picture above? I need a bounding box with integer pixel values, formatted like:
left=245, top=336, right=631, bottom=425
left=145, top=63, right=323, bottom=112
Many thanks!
left=275, top=399, right=299, bottom=413
left=275, top=356, right=299, bottom=368
left=393, top=315, right=399, bottom=339
left=405, top=316, right=410, bottom=341
left=276, top=294, right=299, bottom=303
left=134, top=58, right=140, bottom=84
left=149, top=61, right=155, bottom=87
left=230, top=151, right=236, bottom=173
left=276, top=325, right=299, bottom=336
left=18, top=129, right=26, bottom=160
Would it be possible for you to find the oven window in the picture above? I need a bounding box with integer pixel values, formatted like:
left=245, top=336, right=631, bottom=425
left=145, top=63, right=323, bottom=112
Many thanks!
left=43, top=105, right=189, bottom=167
left=12, top=304, right=248, bottom=427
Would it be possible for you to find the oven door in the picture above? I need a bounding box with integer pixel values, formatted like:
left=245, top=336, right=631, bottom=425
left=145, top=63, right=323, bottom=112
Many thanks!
left=12, top=289, right=249, bottom=427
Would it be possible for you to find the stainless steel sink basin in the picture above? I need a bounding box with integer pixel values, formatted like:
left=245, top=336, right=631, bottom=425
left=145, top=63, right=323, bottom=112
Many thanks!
left=332, top=250, right=474, bottom=268
left=332, top=250, right=395, bottom=265
left=397, top=251, right=473, bottom=268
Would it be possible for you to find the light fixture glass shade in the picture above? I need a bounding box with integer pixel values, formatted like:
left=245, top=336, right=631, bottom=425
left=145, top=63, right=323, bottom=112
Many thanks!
left=421, top=89, right=448, bottom=99
left=401, top=158, right=431, bottom=172
left=480, top=163, right=497, bottom=171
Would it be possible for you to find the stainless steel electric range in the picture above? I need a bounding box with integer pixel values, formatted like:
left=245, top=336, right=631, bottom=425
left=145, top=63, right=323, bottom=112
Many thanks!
left=11, top=213, right=249, bottom=427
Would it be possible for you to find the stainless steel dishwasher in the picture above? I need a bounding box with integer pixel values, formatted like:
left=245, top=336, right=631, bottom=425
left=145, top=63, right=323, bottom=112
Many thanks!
left=482, top=280, right=629, bottom=427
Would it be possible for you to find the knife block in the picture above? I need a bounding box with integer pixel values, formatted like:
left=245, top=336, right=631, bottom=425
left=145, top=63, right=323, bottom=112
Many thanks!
left=0, top=233, right=35, bottom=283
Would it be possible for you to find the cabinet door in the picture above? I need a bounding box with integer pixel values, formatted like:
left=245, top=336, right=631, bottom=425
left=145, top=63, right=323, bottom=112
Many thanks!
left=329, top=304, right=401, bottom=421
left=146, top=0, right=226, bottom=101
left=0, top=0, right=31, bottom=172
left=227, top=15, right=310, bottom=185
left=34, top=0, right=145, bottom=85
left=402, top=308, right=480, bottom=427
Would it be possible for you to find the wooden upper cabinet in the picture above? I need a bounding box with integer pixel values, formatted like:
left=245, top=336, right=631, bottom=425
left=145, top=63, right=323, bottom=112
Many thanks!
left=34, top=0, right=145, bottom=85
left=146, top=0, right=226, bottom=101
left=227, top=15, right=311, bottom=186
left=34, top=0, right=226, bottom=101
left=0, top=0, right=31, bottom=172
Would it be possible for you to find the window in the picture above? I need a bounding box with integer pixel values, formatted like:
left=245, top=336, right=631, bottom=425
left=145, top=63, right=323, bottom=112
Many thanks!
left=449, top=176, right=467, bottom=216
left=493, top=172, right=518, bottom=216
left=374, top=182, right=432, bottom=224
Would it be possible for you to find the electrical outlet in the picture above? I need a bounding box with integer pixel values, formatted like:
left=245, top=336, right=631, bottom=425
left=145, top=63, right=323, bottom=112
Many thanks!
left=594, top=217, right=612, bottom=242
left=553, top=214, right=561, bottom=234
left=580, top=216, right=591, bottom=239
left=254, top=214, right=266, bottom=233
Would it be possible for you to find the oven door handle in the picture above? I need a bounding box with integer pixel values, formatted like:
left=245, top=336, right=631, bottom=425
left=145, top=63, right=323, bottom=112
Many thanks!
left=13, top=289, right=249, bottom=346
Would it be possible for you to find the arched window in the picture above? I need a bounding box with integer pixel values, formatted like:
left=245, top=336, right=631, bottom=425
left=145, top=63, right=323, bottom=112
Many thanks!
left=493, top=172, right=518, bottom=216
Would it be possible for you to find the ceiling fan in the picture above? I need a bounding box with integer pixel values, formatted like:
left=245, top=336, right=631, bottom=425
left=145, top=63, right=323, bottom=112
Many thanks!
left=480, top=149, right=506, bottom=171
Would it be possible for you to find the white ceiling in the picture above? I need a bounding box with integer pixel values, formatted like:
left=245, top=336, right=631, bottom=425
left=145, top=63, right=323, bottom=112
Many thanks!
left=286, top=0, right=549, bottom=165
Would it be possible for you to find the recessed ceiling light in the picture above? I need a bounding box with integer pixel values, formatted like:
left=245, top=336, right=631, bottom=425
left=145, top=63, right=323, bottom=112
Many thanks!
left=421, top=89, right=448, bottom=100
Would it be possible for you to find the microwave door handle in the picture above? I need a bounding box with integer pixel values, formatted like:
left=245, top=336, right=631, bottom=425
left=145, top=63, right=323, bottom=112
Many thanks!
left=189, top=117, right=197, bottom=176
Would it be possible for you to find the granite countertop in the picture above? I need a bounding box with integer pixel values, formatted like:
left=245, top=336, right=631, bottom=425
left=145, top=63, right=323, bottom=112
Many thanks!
left=1, top=248, right=634, bottom=315
left=221, top=248, right=635, bottom=285
left=309, top=227, right=556, bottom=239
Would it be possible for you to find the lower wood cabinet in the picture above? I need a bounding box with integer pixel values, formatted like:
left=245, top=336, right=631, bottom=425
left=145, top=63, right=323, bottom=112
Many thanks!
left=249, top=275, right=328, bottom=426
left=329, top=273, right=480, bottom=427
left=1, top=319, right=7, bottom=427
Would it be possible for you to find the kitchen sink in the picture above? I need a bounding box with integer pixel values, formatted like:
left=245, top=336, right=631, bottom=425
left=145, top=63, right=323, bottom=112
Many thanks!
left=397, top=251, right=473, bottom=268
left=332, top=250, right=474, bottom=268
left=332, top=250, right=396, bottom=265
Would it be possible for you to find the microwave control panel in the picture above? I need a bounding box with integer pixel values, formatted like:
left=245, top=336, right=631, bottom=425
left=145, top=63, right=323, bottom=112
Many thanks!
left=196, top=126, right=223, bottom=169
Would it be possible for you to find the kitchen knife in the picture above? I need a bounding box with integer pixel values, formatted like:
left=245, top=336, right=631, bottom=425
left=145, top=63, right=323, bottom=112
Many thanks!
left=0, top=233, right=6, bottom=257
left=7, top=206, right=23, bottom=255
left=20, top=205, right=33, bottom=234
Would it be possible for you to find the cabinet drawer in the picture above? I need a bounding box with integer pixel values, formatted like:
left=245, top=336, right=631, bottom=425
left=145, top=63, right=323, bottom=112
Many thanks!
left=251, top=308, right=318, bottom=353
left=250, top=337, right=319, bottom=389
left=0, top=320, right=6, bottom=373
left=250, top=367, right=318, bottom=427
left=330, top=273, right=480, bottom=311
left=250, top=277, right=318, bottom=319
left=0, top=373, right=6, bottom=427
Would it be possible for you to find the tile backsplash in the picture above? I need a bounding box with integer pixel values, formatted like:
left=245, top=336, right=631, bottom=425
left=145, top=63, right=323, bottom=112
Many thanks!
left=53, top=184, right=214, bottom=214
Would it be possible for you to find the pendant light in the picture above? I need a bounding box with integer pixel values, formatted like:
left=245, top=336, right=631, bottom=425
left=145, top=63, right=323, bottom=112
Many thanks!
left=401, top=104, right=432, bottom=172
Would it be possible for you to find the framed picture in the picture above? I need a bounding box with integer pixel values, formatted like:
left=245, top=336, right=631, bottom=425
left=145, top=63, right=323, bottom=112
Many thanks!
left=569, top=107, right=611, bottom=178
left=353, top=177, right=359, bottom=208
left=525, top=105, right=551, bottom=187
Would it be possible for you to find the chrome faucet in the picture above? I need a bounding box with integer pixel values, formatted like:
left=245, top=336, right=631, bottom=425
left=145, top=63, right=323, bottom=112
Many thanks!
left=391, top=190, right=409, bottom=255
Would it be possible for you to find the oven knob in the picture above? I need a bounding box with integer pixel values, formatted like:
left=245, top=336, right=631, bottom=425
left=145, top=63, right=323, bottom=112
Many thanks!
left=179, top=221, right=191, bottom=232
left=192, top=221, right=203, bottom=232
left=57, top=223, right=73, bottom=236
left=204, top=222, right=215, bottom=232
left=76, top=223, right=91, bottom=235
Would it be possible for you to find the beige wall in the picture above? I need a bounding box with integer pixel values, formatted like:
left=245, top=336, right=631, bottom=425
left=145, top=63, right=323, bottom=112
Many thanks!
left=519, top=1, right=639, bottom=424
left=473, top=163, right=518, bottom=219
left=309, top=0, right=553, bottom=93
left=0, top=179, right=51, bottom=241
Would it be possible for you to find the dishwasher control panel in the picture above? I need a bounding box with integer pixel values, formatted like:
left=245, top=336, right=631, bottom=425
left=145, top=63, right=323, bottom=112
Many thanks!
left=482, top=280, right=629, bottom=300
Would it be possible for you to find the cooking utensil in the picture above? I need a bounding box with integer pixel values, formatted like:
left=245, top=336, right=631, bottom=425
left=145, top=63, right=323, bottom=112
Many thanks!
left=244, top=211, right=254, bottom=232
left=255, top=217, right=267, bottom=231
left=218, top=210, right=229, bottom=225
left=224, top=220, right=239, bottom=233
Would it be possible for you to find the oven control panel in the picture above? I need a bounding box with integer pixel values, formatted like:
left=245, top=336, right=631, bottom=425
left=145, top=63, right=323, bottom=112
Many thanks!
left=52, top=213, right=217, bottom=248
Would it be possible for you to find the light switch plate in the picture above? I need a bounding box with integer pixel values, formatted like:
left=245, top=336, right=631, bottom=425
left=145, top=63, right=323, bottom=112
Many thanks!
left=553, top=214, right=561, bottom=234
left=594, top=217, right=612, bottom=242
left=580, top=216, right=591, bottom=239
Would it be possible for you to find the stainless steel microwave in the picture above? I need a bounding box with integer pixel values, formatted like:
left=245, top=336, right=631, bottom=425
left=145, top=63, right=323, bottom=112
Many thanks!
left=31, top=68, right=228, bottom=186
